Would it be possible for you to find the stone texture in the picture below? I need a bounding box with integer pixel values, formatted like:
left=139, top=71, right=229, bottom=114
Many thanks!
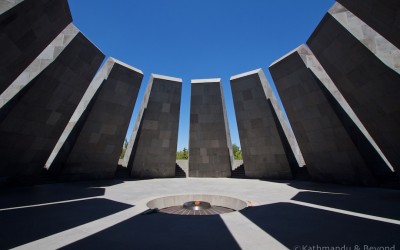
left=290, top=44, right=394, bottom=180
left=189, top=79, right=232, bottom=177
left=127, top=74, right=182, bottom=178
left=0, top=23, right=79, bottom=110
left=230, top=69, right=302, bottom=179
left=329, top=2, right=400, bottom=75
left=0, top=32, right=104, bottom=180
left=0, top=0, right=72, bottom=95
left=0, top=0, right=24, bottom=15
left=45, top=58, right=143, bottom=180
left=269, top=48, right=376, bottom=185
left=336, top=0, right=400, bottom=49
left=307, top=9, right=400, bottom=178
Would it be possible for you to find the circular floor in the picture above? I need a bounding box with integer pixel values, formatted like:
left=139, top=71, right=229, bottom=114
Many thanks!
left=1, top=178, right=399, bottom=250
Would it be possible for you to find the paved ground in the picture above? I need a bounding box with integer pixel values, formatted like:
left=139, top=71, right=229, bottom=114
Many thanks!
left=0, top=178, right=399, bottom=250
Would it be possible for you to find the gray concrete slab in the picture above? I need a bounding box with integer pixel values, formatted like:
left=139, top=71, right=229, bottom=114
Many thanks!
left=127, top=74, right=182, bottom=178
left=189, top=79, right=233, bottom=177
left=336, top=0, right=400, bottom=49
left=45, top=58, right=143, bottom=180
left=0, top=32, right=105, bottom=181
left=0, top=23, right=79, bottom=110
left=296, top=45, right=394, bottom=182
left=230, top=69, right=304, bottom=179
left=0, top=0, right=72, bottom=95
left=269, top=48, right=376, bottom=185
left=0, top=178, right=398, bottom=249
left=329, top=3, right=400, bottom=75
left=307, top=7, right=400, bottom=179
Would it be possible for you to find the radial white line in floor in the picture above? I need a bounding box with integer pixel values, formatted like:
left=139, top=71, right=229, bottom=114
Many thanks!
left=289, top=200, right=400, bottom=225
left=12, top=205, right=148, bottom=250
left=0, top=197, right=97, bottom=211
left=220, top=211, right=287, bottom=250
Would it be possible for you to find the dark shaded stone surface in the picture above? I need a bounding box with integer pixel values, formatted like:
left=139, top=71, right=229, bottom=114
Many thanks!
left=61, top=211, right=241, bottom=250
left=269, top=51, right=375, bottom=185
left=0, top=33, right=104, bottom=180
left=241, top=202, right=400, bottom=249
left=0, top=0, right=72, bottom=94
left=0, top=198, right=132, bottom=249
left=308, top=14, right=400, bottom=177
left=230, top=71, right=293, bottom=179
left=189, top=80, right=232, bottom=177
left=58, top=60, right=143, bottom=180
left=129, top=76, right=182, bottom=178
left=336, top=0, right=400, bottom=49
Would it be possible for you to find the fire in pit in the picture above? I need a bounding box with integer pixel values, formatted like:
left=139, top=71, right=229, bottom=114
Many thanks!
left=183, top=201, right=211, bottom=211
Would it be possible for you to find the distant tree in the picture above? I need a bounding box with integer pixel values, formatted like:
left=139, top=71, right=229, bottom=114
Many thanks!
left=182, top=148, right=188, bottom=159
left=176, top=147, right=189, bottom=159
left=232, top=143, right=242, bottom=160
left=119, top=139, right=128, bottom=159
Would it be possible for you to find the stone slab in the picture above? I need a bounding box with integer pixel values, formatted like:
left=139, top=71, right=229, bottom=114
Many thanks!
left=288, top=44, right=394, bottom=181
left=0, top=0, right=72, bottom=94
left=336, top=0, right=400, bottom=49
left=0, top=23, right=79, bottom=112
left=230, top=69, right=301, bottom=179
left=0, top=32, right=104, bottom=180
left=307, top=8, right=400, bottom=178
left=127, top=74, right=182, bottom=178
left=269, top=48, right=376, bottom=185
left=46, top=57, right=143, bottom=180
left=189, top=78, right=232, bottom=177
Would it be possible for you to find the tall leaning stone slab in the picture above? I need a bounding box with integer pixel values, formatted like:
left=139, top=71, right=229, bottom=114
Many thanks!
left=269, top=46, right=376, bottom=185
left=336, top=0, right=400, bottom=49
left=230, top=69, right=304, bottom=179
left=307, top=3, right=400, bottom=178
left=0, top=0, right=72, bottom=94
left=127, top=74, right=182, bottom=178
left=45, top=58, right=143, bottom=180
left=0, top=23, right=81, bottom=120
left=0, top=26, right=105, bottom=181
left=189, top=79, right=233, bottom=177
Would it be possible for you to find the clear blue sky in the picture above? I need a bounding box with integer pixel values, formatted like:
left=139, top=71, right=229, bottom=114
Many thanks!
left=68, top=0, right=335, bottom=151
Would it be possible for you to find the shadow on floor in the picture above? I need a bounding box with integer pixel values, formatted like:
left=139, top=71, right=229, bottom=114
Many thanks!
left=61, top=213, right=241, bottom=250
left=241, top=202, right=400, bottom=249
left=0, top=198, right=132, bottom=249
left=287, top=181, right=400, bottom=220
left=0, top=179, right=125, bottom=209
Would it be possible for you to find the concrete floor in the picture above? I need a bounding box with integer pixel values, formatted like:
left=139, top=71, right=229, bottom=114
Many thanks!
left=0, top=178, right=399, bottom=250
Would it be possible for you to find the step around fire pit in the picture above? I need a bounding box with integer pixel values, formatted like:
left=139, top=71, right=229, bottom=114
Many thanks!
left=146, top=194, right=247, bottom=216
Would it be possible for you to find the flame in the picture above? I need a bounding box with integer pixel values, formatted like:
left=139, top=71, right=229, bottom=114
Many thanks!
left=194, top=201, right=201, bottom=206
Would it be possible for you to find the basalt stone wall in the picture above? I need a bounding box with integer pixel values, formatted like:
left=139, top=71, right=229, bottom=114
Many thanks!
left=0, top=24, right=81, bottom=121
left=336, top=0, right=400, bottom=49
left=128, top=75, right=182, bottom=178
left=46, top=58, right=143, bottom=180
left=189, top=79, right=232, bottom=178
left=0, top=32, right=104, bottom=180
left=307, top=3, right=400, bottom=177
left=269, top=49, right=376, bottom=185
left=0, top=0, right=72, bottom=94
left=230, top=69, right=295, bottom=179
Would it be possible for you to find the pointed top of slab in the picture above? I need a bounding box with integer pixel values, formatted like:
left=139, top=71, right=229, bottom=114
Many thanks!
left=191, top=78, right=221, bottom=84
left=151, top=74, right=182, bottom=83
left=230, top=68, right=263, bottom=81
left=269, top=44, right=307, bottom=67
left=109, top=57, right=143, bottom=75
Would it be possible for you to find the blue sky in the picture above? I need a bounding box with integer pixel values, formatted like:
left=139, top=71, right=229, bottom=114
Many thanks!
left=68, top=0, right=335, bottom=150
